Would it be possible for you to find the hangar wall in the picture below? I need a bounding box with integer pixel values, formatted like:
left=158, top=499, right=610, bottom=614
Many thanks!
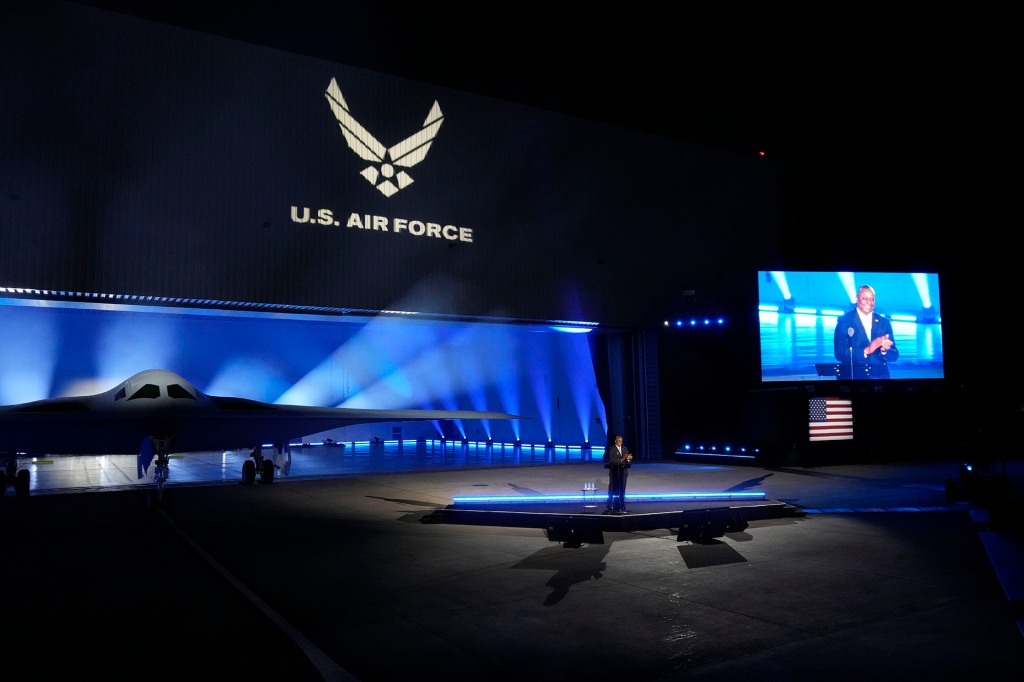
left=1, top=2, right=786, bottom=457
left=0, top=1, right=781, bottom=328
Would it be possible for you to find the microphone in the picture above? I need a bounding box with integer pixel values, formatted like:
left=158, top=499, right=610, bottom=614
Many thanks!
left=847, top=327, right=855, bottom=379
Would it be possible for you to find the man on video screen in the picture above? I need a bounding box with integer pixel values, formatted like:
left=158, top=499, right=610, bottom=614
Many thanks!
left=833, top=284, right=899, bottom=379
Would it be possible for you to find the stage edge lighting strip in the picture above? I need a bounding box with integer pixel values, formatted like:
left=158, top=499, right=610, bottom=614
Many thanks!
left=452, top=491, right=767, bottom=504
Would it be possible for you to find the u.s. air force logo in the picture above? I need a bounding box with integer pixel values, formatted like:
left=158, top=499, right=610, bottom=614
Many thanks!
left=324, top=77, right=444, bottom=197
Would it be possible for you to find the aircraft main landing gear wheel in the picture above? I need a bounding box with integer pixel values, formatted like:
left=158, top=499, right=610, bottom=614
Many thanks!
left=15, top=469, right=30, bottom=496
left=241, top=459, right=256, bottom=485
left=260, top=458, right=275, bottom=484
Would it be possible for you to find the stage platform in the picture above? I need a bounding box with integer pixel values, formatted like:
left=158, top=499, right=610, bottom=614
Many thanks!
left=426, top=494, right=805, bottom=546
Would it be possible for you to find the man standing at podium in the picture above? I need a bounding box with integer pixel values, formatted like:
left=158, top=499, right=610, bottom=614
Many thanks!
left=833, top=284, right=899, bottom=379
left=604, top=434, right=633, bottom=513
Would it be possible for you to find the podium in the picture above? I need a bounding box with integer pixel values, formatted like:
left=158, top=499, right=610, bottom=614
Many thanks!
left=815, top=363, right=840, bottom=379
left=831, top=361, right=883, bottom=380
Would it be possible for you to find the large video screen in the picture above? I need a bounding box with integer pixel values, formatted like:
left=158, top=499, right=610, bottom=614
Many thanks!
left=757, top=271, right=943, bottom=382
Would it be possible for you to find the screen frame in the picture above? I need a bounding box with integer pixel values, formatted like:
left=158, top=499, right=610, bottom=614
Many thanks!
left=756, top=270, right=944, bottom=385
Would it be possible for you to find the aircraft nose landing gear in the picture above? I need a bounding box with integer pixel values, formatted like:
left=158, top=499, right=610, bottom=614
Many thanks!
left=147, top=436, right=174, bottom=508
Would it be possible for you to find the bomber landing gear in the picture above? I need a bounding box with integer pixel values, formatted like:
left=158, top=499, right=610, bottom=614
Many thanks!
left=242, top=459, right=257, bottom=485
left=15, top=468, right=30, bottom=495
left=242, top=445, right=279, bottom=485
left=1, top=454, right=31, bottom=497
left=147, top=436, right=174, bottom=508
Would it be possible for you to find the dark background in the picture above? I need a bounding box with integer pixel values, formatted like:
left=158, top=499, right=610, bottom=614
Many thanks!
left=63, top=4, right=1013, bottom=294
left=63, top=3, right=1011, bottom=259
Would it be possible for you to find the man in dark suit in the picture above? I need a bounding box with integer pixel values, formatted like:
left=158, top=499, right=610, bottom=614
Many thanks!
left=833, top=284, right=899, bottom=379
left=604, top=434, right=633, bottom=513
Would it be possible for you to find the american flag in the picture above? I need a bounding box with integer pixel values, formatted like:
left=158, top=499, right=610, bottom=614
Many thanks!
left=809, top=397, right=853, bottom=441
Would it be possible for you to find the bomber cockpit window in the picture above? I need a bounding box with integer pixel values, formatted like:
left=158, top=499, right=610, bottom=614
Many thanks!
left=113, top=387, right=127, bottom=401
left=128, top=383, right=161, bottom=400
left=167, top=383, right=197, bottom=400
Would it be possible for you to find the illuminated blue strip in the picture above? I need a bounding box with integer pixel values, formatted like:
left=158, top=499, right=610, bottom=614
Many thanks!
left=675, top=451, right=756, bottom=460
left=0, top=291, right=600, bottom=326
left=452, top=491, right=767, bottom=504
left=801, top=505, right=965, bottom=514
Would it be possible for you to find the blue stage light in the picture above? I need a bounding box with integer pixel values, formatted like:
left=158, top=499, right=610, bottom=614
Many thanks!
left=452, top=490, right=767, bottom=505
left=664, top=315, right=727, bottom=330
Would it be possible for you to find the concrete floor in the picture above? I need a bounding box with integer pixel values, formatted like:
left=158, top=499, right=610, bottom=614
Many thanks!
left=2, top=448, right=1022, bottom=680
